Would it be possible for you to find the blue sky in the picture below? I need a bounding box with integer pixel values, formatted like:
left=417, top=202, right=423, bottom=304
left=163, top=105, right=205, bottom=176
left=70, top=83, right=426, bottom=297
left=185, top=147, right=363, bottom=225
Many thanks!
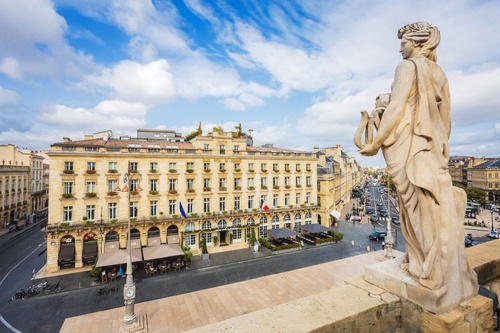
left=1, top=0, right=500, bottom=168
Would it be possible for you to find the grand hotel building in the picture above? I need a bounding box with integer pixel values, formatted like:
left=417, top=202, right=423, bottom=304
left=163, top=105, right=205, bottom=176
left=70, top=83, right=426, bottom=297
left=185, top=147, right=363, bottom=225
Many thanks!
left=45, top=130, right=321, bottom=272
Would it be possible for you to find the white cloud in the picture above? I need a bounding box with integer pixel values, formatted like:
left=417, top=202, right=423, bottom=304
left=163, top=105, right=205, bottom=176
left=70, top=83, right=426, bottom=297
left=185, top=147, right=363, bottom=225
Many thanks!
left=0, top=86, right=22, bottom=107
left=39, top=100, right=148, bottom=132
left=83, top=60, right=176, bottom=105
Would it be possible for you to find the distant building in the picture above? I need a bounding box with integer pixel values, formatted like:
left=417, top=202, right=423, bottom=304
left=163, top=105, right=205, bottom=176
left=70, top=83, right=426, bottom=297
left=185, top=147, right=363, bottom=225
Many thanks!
left=468, top=159, right=500, bottom=205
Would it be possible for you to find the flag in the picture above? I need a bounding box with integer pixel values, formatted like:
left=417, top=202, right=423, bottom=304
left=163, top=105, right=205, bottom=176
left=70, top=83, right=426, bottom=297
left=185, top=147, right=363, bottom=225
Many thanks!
left=179, top=202, right=187, bottom=218
left=261, top=199, right=269, bottom=211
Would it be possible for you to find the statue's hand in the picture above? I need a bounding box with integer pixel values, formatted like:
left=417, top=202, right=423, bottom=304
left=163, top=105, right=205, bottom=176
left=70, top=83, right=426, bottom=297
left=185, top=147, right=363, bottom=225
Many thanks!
left=359, top=144, right=379, bottom=156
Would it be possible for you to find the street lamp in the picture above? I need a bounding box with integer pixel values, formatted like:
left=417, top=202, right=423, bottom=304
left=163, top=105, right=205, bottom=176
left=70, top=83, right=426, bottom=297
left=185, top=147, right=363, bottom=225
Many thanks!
left=491, top=210, right=495, bottom=233
left=122, top=167, right=142, bottom=325
left=384, top=173, right=395, bottom=259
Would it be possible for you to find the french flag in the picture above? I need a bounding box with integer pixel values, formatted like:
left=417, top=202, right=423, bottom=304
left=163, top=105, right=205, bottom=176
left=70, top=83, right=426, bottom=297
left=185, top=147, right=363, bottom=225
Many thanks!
left=179, top=202, right=187, bottom=218
left=261, top=199, right=269, bottom=211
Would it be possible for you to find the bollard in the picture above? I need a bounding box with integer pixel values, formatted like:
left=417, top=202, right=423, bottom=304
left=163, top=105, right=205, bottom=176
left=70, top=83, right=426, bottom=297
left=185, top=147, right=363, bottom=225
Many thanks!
left=367, top=246, right=370, bottom=252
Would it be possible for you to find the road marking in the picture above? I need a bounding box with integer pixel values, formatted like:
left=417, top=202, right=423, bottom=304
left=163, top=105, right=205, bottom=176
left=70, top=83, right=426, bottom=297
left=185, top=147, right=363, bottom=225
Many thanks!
left=0, top=241, right=46, bottom=333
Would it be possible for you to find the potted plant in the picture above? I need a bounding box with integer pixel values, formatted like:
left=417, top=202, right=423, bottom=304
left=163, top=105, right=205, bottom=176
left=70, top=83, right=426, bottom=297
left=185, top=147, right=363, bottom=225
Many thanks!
left=182, top=246, right=193, bottom=268
left=213, top=235, right=219, bottom=246
left=201, top=238, right=209, bottom=261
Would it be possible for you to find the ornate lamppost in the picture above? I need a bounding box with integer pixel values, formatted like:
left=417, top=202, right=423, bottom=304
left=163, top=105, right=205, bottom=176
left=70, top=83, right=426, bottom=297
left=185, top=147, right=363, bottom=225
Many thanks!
left=122, top=167, right=142, bottom=325
left=385, top=173, right=395, bottom=259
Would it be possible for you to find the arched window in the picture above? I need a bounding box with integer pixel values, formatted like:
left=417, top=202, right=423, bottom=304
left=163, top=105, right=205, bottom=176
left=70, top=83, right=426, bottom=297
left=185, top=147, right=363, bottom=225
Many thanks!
left=185, top=222, right=196, bottom=232
left=247, top=218, right=255, bottom=226
left=284, top=214, right=291, bottom=222
left=105, top=231, right=119, bottom=242
left=260, top=217, right=268, bottom=227
left=294, top=214, right=302, bottom=231
left=305, top=212, right=312, bottom=224
left=271, top=215, right=280, bottom=229
left=167, top=225, right=179, bottom=235
left=148, top=227, right=160, bottom=237
left=218, top=220, right=227, bottom=229
left=233, top=218, right=241, bottom=227
left=202, top=221, right=212, bottom=230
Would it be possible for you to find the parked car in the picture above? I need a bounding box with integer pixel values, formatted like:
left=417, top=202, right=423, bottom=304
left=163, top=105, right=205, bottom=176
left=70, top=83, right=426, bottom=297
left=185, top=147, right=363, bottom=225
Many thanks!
left=391, top=216, right=400, bottom=224
left=371, top=214, right=379, bottom=222
left=488, top=230, right=500, bottom=239
left=465, top=237, right=478, bottom=247
left=369, top=231, right=387, bottom=241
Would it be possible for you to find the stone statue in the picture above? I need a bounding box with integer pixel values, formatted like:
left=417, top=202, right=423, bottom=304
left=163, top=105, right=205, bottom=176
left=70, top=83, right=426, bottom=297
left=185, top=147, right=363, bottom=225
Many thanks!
left=356, top=22, right=477, bottom=312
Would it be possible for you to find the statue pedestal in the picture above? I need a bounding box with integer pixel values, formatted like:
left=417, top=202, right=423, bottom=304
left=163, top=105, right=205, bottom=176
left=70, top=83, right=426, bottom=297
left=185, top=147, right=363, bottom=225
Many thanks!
left=363, top=255, right=494, bottom=332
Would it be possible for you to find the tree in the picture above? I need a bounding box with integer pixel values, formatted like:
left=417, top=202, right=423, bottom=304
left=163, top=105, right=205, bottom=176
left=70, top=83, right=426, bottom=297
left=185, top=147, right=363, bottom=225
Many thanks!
left=201, top=237, right=208, bottom=254
left=250, top=228, right=257, bottom=244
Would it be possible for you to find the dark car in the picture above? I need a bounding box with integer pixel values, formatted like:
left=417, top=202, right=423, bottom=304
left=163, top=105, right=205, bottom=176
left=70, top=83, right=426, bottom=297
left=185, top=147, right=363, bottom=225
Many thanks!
left=371, top=214, right=379, bottom=222
left=391, top=216, right=400, bottom=224
left=369, top=231, right=387, bottom=241
left=376, top=201, right=383, bottom=207
left=366, top=207, right=374, bottom=214
left=379, top=210, right=388, bottom=217
left=465, top=237, right=478, bottom=247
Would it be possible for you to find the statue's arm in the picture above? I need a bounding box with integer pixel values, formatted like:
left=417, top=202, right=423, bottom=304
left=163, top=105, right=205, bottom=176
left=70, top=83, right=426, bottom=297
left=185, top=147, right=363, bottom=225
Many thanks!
left=359, top=61, right=415, bottom=156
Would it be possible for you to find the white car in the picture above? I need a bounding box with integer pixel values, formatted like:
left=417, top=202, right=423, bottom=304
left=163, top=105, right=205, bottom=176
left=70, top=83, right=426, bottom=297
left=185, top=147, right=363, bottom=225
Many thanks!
left=488, top=230, right=500, bottom=239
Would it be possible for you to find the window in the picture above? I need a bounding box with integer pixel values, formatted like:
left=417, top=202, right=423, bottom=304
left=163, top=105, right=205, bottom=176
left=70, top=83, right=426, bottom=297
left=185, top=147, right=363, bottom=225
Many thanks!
left=248, top=177, right=254, bottom=188
left=234, top=196, right=240, bottom=210
left=204, top=198, right=210, bottom=213
left=184, top=234, right=196, bottom=246
left=234, top=145, right=239, bottom=151
left=130, top=179, right=139, bottom=191
left=187, top=178, right=194, bottom=190
left=285, top=177, right=290, bottom=186
left=261, top=177, right=267, bottom=187
left=296, top=194, right=301, bottom=205
left=219, top=145, right=225, bottom=154
left=233, top=229, right=242, bottom=240
left=150, top=201, right=158, bottom=216
left=64, top=161, right=73, bottom=171
left=63, top=182, right=73, bottom=194
left=87, top=162, right=96, bottom=171
left=187, top=162, right=194, bottom=171
left=259, top=221, right=268, bottom=238
left=219, top=162, right=226, bottom=171
left=219, top=178, right=226, bottom=188
left=203, top=144, right=210, bottom=151
left=273, top=177, right=279, bottom=187
left=306, top=164, right=311, bottom=171
left=272, top=215, right=280, bottom=229
left=86, top=205, right=95, bottom=221
left=108, top=179, right=118, bottom=192
left=285, top=194, right=290, bottom=206
left=306, top=176, right=311, bottom=186
left=108, top=203, right=117, bottom=220
left=130, top=162, right=138, bottom=171
left=169, top=162, right=176, bottom=171
left=296, top=176, right=301, bottom=186
left=296, top=164, right=301, bottom=171
left=187, top=199, right=194, bottom=214
left=204, top=162, right=210, bottom=170
left=129, top=202, right=138, bottom=218
left=169, top=200, right=176, bottom=215
left=294, top=214, right=302, bottom=231
left=306, top=192, right=311, bottom=203
left=108, top=162, right=117, bottom=171
left=248, top=195, right=254, bottom=209
left=261, top=163, right=267, bottom=171
left=150, top=179, right=158, bottom=191
left=234, top=178, right=241, bottom=188
left=248, top=163, right=254, bottom=171
left=203, top=178, right=210, bottom=188
left=169, top=179, right=177, bottom=191
left=150, top=162, right=158, bottom=171
left=273, top=194, right=279, bottom=207
left=273, top=163, right=278, bottom=171
left=202, top=232, right=212, bottom=244
left=185, top=222, right=196, bottom=232
left=219, top=197, right=226, bottom=211
left=234, top=162, right=240, bottom=170
left=86, top=181, right=96, bottom=193
left=202, top=221, right=212, bottom=230
left=63, top=206, right=73, bottom=222
left=260, top=195, right=267, bottom=208
left=285, top=163, right=290, bottom=172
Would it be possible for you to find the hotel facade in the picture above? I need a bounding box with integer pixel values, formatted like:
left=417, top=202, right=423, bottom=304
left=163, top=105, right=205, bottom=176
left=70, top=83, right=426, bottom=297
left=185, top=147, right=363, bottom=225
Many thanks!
left=45, top=130, right=322, bottom=272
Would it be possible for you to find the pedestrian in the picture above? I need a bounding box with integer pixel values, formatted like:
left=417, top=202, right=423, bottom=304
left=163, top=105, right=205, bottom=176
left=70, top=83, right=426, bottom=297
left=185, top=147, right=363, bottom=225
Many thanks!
left=32, top=268, right=36, bottom=279
left=381, top=241, right=385, bottom=250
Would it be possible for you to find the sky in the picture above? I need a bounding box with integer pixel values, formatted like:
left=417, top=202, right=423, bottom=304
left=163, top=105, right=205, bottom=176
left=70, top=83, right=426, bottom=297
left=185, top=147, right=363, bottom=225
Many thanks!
left=1, top=0, right=499, bottom=168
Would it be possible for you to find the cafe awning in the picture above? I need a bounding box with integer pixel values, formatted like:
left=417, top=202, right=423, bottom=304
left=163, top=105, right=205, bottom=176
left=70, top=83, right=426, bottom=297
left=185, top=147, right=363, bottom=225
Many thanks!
left=300, top=224, right=331, bottom=234
left=266, top=228, right=298, bottom=239
left=96, top=249, right=143, bottom=267
left=143, top=244, right=184, bottom=261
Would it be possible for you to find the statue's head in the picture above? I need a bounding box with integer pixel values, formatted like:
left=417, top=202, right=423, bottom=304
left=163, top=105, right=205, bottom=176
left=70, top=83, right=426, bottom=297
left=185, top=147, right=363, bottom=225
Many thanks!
left=397, top=22, right=440, bottom=62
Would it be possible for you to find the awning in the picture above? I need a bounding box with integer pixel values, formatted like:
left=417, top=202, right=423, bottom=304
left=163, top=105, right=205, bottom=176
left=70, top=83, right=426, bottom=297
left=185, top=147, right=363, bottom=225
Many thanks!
left=96, top=249, right=143, bottom=267
left=143, top=244, right=184, bottom=261
left=167, top=235, right=180, bottom=244
left=300, top=224, right=331, bottom=234
left=266, top=228, right=298, bottom=239
left=330, top=210, right=341, bottom=219
left=83, top=241, right=98, bottom=257
left=104, top=241, right=120, bottom=253
left=59, top=244, right=75, bottom=260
